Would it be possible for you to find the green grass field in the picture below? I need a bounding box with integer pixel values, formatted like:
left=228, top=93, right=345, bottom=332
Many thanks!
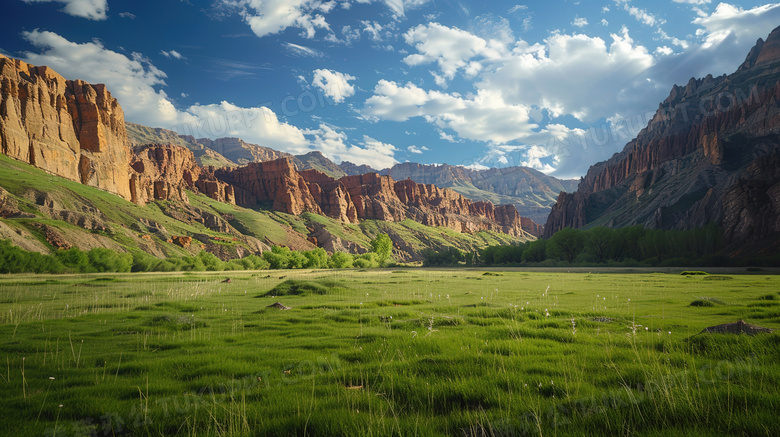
left=1, top=268, right=779, bottom=436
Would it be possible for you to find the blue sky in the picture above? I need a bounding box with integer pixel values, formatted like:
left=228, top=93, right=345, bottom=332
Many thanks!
left=2, top=0, right=779, bottom=178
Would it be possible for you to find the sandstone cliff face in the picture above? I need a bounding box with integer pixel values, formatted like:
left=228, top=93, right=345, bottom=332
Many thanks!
left=130, top=143, right=235, bottom=205
left=0, top=54, right=132, bottom=200
left=215, top=158, right=328, bottom=217
left=299, top=169, right=358, bottom=223
left=218, top=158, right=541, bottom=238
left=544, top=26, right=780, bottom=248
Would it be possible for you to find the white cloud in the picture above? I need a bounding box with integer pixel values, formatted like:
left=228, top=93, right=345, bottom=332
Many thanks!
left=478, top=27, right=656, bottom=122
left=363, top=80, right=584, bottom=148
left=508, top=5, right=527, bottom=14
left=23, top=0, right=107, bottom=20
left=654, top=2, right=780, bottom=82
left=361, top=20, right=384, bottom=41
left=614, top=0, right=663, bottom=27
left=694, top=3, right=780, bottom=49
left=118, top=11, right=135, bottom=19
left=160, top=50, right=184, bottom=60
left=673, top=0, right=710, bottom=4
left=305, top=124, right=398, bottom=168
left=184, top=101, right=308, bottom=150
left=312, top=69, right=356, bottom=103
left=461, top=162, right=489, bottom=171
left=218, top=0, right=331, bottom=39
left=21, top=30, right=181, bottom=127
left=601, top=18, right=609, bottom=26
left=402, top=22, right=505, bottom=83
left=407, top=145, right=428, bottom=154
left=216, top=0, right=428, bottom=40
left=572, top=17, right=588, bottom=28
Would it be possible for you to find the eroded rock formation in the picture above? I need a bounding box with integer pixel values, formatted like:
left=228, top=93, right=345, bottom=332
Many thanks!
left=218, top=158, right=541, bottom=238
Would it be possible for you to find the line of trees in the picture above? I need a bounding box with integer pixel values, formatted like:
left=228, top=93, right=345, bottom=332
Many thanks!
left=0, top=233, right=395, bottom=274
left=428, top=225, right=777, bottom=267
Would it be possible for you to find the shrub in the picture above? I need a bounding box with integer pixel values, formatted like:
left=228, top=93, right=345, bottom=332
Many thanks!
left=329, top=252, right=354, bottom=269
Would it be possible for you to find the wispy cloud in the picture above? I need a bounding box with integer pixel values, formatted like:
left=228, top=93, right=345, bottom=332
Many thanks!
left=160, top=50, right=184, bottom=60
left=284, top=42, right=325, bottom=58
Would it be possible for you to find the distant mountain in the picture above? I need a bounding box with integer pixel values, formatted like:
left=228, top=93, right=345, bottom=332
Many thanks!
left=340, top=161, right=578, bottom=224
left=126, top=123, right=238, bottom=168
left=181, top=136, right=290, bottom=166
left=544, top=25, right=780, bottom=253
left=293, top=151, right=347, bottom=179
left=340, top=161, right=378, bottom=176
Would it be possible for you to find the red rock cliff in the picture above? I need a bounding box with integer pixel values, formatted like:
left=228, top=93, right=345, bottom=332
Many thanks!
left=0, top=54, right=131, bottom=200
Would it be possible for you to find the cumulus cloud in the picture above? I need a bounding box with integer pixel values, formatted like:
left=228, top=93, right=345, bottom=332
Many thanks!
left=306, top=124, right=398, bottom=169
left=312, top=69, right=356, bottom=103
left=478, top=27, right=656, bottom=122
left=572, top=17, right=588, bottom=28
left=363, top=80, right=585, bottom=151
left=23, top=0, right=107, bottom=20
left=402, top=23, right=505, bottom=83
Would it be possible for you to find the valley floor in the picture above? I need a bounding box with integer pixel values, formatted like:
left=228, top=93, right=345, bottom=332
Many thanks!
left=1, top=268, right=778, bottom=436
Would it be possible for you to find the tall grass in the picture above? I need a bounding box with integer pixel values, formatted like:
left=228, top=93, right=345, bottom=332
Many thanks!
left=0, top=269, right=777, bottom=435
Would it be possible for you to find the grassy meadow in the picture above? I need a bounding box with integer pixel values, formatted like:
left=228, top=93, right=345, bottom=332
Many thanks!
left=1, top=268, right=779, bottom=436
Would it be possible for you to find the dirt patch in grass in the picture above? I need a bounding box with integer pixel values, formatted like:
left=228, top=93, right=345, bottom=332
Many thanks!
left=259, top=279, right=350, bottom=297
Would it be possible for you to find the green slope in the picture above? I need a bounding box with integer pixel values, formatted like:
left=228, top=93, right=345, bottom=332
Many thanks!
left=0, top=154, right=528, bottom=262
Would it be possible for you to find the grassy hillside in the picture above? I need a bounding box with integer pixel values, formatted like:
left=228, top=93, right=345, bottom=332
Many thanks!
left=0, top=154, right=527, bottom=262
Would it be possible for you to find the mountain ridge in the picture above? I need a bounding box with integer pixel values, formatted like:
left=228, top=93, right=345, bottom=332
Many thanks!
left=125, top=125, right=577, bottom=223
left=543, top=25, right=780, bottom=253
